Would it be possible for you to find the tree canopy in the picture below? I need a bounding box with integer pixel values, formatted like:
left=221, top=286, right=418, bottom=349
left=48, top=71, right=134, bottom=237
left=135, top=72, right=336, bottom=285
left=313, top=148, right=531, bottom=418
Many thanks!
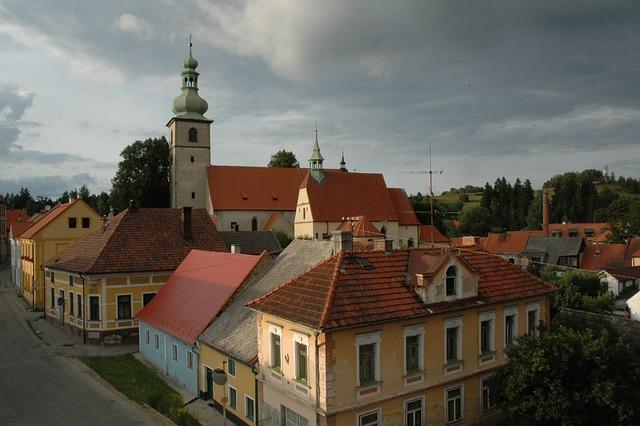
left=268, top=150, right=299, bottom=168
left=540, top=269, right=614, bottom=315
left=110, top=137, right=170, bottom=211
left=408, top=193, right=448, bottom=235
left=457, top=206, right=492, bottom=237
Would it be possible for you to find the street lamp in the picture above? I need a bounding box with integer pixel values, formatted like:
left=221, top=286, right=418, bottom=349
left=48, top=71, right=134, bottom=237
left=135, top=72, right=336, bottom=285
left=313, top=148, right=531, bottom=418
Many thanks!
left=212, top=362, right=228, bottom=425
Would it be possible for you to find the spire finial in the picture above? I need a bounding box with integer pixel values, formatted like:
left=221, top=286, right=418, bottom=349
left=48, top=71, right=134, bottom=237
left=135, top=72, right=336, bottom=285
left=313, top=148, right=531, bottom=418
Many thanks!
left=188, top=33, right=192, bottom=47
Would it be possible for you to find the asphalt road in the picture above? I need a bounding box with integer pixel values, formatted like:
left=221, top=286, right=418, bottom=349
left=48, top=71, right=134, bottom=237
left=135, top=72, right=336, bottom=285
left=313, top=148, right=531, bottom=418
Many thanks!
left=0, top=266, right=158, bottom=425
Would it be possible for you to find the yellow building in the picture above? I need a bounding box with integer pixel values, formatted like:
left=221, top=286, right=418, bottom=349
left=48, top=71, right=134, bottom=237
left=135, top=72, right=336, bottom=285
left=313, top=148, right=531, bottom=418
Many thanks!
left=42, top=207, right=227, bottom=344
left=18, top=198, right=101, bottom=309
left=247, top=235, right=556, bottom=425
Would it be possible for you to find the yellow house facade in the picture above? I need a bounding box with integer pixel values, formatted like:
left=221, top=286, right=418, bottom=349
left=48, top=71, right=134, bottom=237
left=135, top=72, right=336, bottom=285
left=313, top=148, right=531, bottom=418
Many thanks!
left=248, top=241, right=556, bottom=425
left=19, top=198, right=100, bottom=309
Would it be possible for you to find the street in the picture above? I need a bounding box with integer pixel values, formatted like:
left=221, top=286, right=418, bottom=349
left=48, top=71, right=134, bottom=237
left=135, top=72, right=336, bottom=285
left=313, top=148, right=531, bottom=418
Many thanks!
left=0, top=265, right=158, bottom=425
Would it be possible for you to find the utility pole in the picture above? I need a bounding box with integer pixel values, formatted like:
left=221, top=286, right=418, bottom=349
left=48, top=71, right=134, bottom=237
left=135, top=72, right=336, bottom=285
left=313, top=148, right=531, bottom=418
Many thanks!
left=403, top=142, right=443, bottom=246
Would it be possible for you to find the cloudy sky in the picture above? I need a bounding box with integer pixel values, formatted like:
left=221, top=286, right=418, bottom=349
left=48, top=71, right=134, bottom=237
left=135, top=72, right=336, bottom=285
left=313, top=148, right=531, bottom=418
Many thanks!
left=1, top=0, right=639, bottom=198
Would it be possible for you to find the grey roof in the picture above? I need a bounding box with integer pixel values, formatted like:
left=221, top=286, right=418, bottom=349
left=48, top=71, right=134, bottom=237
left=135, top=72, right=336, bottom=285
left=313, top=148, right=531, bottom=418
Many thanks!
left=198, top=239, right=335, bottom=363
left=524, top=237, right=584, bottom=265
left=554, top=308, right=640, bottom=343
left=219, top=231, right=282, bottom=256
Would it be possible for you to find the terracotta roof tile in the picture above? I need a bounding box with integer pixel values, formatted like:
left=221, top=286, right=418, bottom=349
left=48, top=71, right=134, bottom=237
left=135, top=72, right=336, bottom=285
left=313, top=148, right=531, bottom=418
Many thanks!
left=548, top=222, right=609, bottom=240
left=387, top=188, right=420, bottom=225
left=419, top=225, right=449, bottom=243
left=136, top=250, right=265, bottom=344
left=43, top=208, right=227, bottom=274
left=6, top=209, right=29, bottom=229
left=337, top=216, right=381, bottom=238
left=19, top=202, right=76, bottom=239
left=302, top=170, right=399, bottom=222
left=581, top=242, right=627, bottom=270
left=207, top=166, right=305, bottom=211
left=10, top=222, right=33, bottom=238
left=482, top=231, right=542, bottom=254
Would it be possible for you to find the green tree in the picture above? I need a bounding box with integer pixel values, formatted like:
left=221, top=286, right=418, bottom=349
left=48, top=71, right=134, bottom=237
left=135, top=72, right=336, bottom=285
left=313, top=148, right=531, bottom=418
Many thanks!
left=408, top=194, right=448, bottom=235
left=458, top=206, right=492, bottom=236
left=268, top=150, right=299, bottom=168
left=110, top=137, right=170, bottom=211
left=541, top=269, right=614, bottom=314
left=492, top=324, right=640, bottom=426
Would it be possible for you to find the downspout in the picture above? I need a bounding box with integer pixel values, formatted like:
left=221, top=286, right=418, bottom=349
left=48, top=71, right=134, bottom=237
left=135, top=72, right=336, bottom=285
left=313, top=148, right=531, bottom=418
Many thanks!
left=81, top=274, right=86, bottom=344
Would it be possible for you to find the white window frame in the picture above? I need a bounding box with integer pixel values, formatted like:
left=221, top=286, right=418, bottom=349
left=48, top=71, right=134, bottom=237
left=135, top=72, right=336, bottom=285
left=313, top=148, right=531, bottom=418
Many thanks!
left=504, top=306, right=519, bottom=348
left=480, top=374, right=493, bottom=412
left=444, top=317, right=463, bottom=363
left=526, top=302, right=540, bottom=334
left=186, top=350, right=194, bottom=370
left=228, top=384, right=237, bottom=410
left=244, top=394, right=255, bottom=421
left=478, top=311, right=496, bottom=354
left=403, top=324, right=425, bottom=375
left=293, top=331, right=310, bottom=383
left=404, top=395, right=425, bottom=426
left=172, top=343, right=179, bottom=362
left=357, top=408, right=382, bottom=426
left=227, top=357, right=236, bottom=377
left=355, top=331, right=381, bottom=387
left=268, top=323, right=283, bottom=370
left=445, top=384, right=464, bottom=424
left=154, top=332, right=160, bottom=350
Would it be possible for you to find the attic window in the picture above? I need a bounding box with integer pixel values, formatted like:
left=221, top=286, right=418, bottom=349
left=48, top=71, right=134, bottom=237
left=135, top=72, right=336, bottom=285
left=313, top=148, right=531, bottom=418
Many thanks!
left=445, top=266, right=458, bottom=297
left=585, top=229, right=595, bottom=237
left=356, top=257, right=374, bottom=270
left=568, top=229, right=578, bottom=237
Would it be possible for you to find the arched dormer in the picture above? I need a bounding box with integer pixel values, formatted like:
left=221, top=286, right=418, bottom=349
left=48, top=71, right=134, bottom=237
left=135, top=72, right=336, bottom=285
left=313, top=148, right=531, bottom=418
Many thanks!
left=188, top=127, right=198, bottom=143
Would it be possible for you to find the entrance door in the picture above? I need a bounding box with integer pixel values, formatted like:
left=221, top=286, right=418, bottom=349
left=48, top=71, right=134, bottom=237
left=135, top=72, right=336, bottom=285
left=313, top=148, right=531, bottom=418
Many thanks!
left=205, top=367, right=213, bottom=399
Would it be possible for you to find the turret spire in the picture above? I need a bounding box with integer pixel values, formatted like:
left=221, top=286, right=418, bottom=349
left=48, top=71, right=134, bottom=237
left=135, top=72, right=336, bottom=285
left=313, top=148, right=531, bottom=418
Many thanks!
left=340, top=151, right=347, bottom=172
left=309, top=123, right=325, bottom=182
left=172, top=36, right=209, bottom=121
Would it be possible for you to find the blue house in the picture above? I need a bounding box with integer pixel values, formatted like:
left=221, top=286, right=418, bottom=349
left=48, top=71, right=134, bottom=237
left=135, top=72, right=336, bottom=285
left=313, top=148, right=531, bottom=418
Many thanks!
left=137, top=249, right=268, bottom=395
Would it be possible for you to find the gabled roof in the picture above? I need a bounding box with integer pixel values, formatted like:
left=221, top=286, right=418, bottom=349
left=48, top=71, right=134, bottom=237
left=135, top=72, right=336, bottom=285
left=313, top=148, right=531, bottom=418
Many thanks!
left=247, top=247, right=555, bottom=331
left=6, top=209, right=30, bottom=229
left=198, top=239, right=335, bottom=363
left=19, top=202, right=76, bottom=239
left=43, top=208, right=227, bottom=274
left=387, top=188, right=420, bottom=225
left=301, top=169, right=399, bottom=222
left=482, top=231, right=543, bottom=255
left=337, top=216, right=381, bottom=238
left=581, top=242, right=627, bottom=270
left=136, top=250, right=266, bottom=344
left=419, top=225, right=449, bottom=243
left=524, top=237, right=585, bottom=264
left=219, top=231, right=282, bottom=255
left=207, top=165, right=305, bottom=211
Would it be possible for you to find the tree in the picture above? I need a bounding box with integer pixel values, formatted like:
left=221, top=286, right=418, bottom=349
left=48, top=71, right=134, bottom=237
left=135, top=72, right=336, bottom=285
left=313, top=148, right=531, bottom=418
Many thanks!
left=408, top=194, right=448, bottom=235
left=492, top=324, right=640, bottom=425
left=110, top=137, right=170, bottom=211
left=458, top=206, right=492, bottom=236
left=268, top=150, right=299, bottom=168
left=541, top=269, right=614, bottom=314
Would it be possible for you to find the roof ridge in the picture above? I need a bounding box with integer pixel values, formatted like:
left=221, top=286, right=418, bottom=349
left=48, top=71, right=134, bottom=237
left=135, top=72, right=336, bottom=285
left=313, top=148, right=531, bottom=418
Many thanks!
left=319, top=250, right=345, bottom=329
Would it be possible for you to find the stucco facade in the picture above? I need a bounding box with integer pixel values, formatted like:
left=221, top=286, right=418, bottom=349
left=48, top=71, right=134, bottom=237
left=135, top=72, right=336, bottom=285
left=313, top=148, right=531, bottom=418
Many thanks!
left=213, top=210, right=294, bottom=235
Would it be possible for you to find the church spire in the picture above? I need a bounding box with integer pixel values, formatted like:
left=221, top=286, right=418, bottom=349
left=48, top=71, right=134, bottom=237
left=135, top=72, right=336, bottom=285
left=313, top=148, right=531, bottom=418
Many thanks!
left=172, top=36, right=209, bottom=121
left=340, top=151, right=347, bottom=172
left=309, top=122, right=325, bottom=181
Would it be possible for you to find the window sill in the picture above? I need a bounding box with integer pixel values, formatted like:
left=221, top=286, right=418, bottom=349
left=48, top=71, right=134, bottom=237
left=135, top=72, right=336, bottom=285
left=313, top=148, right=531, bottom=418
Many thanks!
left=443, top=360, right=463, bottom=375
left=355, top=380, right=382, bottom=390
left=293, top=378, right=310, bottom=388
left=403, top=369, right=425, bottom=378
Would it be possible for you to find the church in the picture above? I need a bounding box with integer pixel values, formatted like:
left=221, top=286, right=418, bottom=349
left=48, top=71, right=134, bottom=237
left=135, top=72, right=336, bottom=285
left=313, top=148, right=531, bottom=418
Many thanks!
left=168, top=42, right=420, bottom=247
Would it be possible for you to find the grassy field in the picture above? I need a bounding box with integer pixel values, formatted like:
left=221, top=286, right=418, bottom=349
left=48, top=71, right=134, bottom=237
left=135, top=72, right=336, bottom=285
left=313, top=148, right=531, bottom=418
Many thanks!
left=80, top=354, right=200, bottom=426
left=434, top=192, right=483, bottom=213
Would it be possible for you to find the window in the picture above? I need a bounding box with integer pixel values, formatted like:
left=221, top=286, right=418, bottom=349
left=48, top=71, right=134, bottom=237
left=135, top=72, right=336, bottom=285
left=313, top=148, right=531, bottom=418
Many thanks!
left=145, top=329, right=150, bottom=345
left=356, top=332, right=380, bottom=386
left=404, top=324, right=424, bottom=375
left=77, top=294, right=82, bottom=318
left=245, top=395, right=255, bottom=421
left=281, top=406, right=309, bottom=426
left=188, top=127, right=198, bottom=143
left=50, top=272, right=54, bottom=283
left=302, top=208, right=305, bottom=220
left=190, top=156, right=194, bottom=163
left=59, top=290, right=64, bottom=309
left=68, top=217, right=77, bottom=228
left=446, top=386, right=463, bottom=423
left=143, top=293, right=156, bottom=306
left=380, top=226, right=387, bottom=238
left=50, top=287, right=55, bottom=308
left=407, top=238, right=414, bottom=248
left=69, top=292, right=74, bottom=316
left=187, top=350, right=194, bottom=370
left=295, top=342, right=308, bottom=382
left=406, top=397, right=423, bottom=426
left=69, top=275, right=74, bottom=286
left=358, top=410, right=380, bottom=426
left=154, top=333, right=160, bottom=350
left=230, top=222, right=239, bottom=231
left=89, top=296, right=99, bottom=321
left=481, top=376, right=492, bottom=411
left=527, top=302, right=540, bottom=334
left=270, top=330, right=281, bottom=370
left=504, top=307, right=519, bottom=347
left=82, top=217, right=90, bottom=228
left=172, top=343, right=178, bottom=362
left=446, top=326, right=459, bottom=362
left=228, top=385, right=237, bottom=409
left=117, top=295, right=132, bottom=319
left=445, top=266, right=458, bottom=297
left=479, top=311, right=496, bottom=355
left=191, top=192, right=195, bottom=199
left=251, top=216, right=258, bottom=231
left=227, top=358, right=236, bottom=377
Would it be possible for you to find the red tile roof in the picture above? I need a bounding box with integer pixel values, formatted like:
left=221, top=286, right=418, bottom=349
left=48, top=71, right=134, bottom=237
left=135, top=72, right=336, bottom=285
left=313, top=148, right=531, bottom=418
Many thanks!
left=43, top=208, right=227, bottom=274
left=548, top=222, right=609, bottom=240
left=482, top=231, right=543, bottom=254
left=19, top=202, right=76, bottom=239
left=607, top=266, right=640, bottom=280
left=10, top=222, right=33, bottom=238
left=337, top=216, right=381, bottom=238
left=301, top=170, right=399, bottom=222
left=263, top=212, right=280, bottom=231
left=207, top=166, right=305, bottom=211
left=419, top=225, right=449, bottom=243
left=248, top=248, right=555, bottom=331
left=624, top=238, right=640, bottom=260
left=136, top=250, right=266, bottom=344
left=387, top=188, right=420, bottom=225
left=6, top=209, right=29, bottom=228
left=580, top=242, right=627, bottom=270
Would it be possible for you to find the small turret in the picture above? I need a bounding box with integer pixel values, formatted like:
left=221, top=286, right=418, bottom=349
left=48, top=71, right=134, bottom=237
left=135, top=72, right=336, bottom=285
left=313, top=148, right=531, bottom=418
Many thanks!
left=340, top=151, right=347, bottom=172
left=309, top=123, right=325, bottom=182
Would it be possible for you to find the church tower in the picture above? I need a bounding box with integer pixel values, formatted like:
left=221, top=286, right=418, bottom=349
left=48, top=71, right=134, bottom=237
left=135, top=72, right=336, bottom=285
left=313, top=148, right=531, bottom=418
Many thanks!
left=308, top=125, right=325, bottom=182
left=167, top=38, right=212, bottom=209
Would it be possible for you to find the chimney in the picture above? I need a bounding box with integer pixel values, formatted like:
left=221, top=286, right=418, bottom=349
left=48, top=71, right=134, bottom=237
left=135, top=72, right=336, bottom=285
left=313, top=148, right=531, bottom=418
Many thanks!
left=332, top=230, right=353, bottom=253
left=108, top=207, right=114, bottom=221
left=182, top=207, right=192, bottom=240
left=231, top=244, right=241, bottom=254
left=542, top=191, right=550, bottom=237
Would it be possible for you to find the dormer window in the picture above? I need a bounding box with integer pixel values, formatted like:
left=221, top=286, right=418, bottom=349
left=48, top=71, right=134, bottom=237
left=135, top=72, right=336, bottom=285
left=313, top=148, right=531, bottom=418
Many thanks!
left=445, top=266, right=458, bottom=297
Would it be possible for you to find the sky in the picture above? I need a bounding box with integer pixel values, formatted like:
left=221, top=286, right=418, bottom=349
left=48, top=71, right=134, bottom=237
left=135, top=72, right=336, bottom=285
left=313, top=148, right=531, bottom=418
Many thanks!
left=0, top=0, right=639, bottom=198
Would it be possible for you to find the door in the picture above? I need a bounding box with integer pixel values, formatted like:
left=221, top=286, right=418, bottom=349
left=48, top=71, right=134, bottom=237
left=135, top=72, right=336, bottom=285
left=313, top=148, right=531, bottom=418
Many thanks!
left=205, top=367, right=213, bottom=399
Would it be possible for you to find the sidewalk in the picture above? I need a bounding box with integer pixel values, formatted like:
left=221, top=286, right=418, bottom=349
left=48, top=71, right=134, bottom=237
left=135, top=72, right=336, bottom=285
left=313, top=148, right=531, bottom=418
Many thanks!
left=134, top=352, right=234, bottom=426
